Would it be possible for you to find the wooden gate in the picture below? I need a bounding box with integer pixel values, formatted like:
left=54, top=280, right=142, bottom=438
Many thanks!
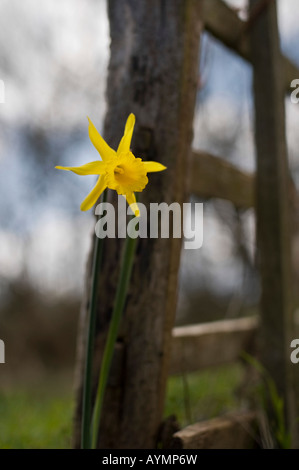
left=166, top=0, right=299, bottom=449
left=74, top=0, right=299, bottom=449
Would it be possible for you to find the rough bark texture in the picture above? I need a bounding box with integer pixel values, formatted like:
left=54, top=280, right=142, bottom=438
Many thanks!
left=73, top=0, right=202, bottom=449
left=249, top=0, right=298, bottom=445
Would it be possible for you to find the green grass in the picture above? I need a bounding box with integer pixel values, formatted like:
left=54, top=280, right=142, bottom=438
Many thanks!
left=165, top=363, right=244, bottom=427
left=0, top=387, right=73, bottom=449
left=0, top=364, right=243, bottom=448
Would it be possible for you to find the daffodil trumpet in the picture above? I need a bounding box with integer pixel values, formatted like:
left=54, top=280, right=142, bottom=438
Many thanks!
left=56, top=113, right=166, bottom=216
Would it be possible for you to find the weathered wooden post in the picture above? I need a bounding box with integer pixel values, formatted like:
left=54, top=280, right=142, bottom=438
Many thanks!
left=249, top=0, right=298, bottom=445
left=73, top=0, right=202, bottom=448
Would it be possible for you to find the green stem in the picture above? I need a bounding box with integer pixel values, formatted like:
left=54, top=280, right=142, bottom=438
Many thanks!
left=81, top=189, right=107, bottom=449
left=91, top=210, right=138, bottom=449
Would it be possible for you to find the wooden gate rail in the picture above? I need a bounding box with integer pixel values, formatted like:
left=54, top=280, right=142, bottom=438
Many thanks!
left=202, top=0, right=299, bottom=93
left=169, top=411, right=258, bottom=449
left=190, top=150, right=255, bottom=209
left=170, top=316, right=258, bottom=375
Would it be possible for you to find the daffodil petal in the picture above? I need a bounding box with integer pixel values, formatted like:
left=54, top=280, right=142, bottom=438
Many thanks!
left=117, top=113, right=135, bottom=155
left=87, top=117, right=116, bottom=161
left=125, top=192, right=140, bottom=217
left=55, top=161, right=106, bottom=176
left=80, top=176, right=107, bottom=211
left=143, top=161, right=167, bottom=173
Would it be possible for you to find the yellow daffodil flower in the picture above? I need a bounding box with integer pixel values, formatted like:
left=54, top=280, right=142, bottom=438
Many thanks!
left=56, top=114, right=166, bottom=216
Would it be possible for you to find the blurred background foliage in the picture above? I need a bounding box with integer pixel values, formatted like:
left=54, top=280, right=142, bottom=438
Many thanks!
left=0, top=0, right=299, bottom=448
